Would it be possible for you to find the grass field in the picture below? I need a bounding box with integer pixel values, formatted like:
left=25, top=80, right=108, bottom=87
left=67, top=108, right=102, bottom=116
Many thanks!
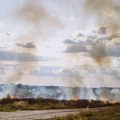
left=50, top=106, right=120, bottom=120
left=0, top=97, right=119, bottom=112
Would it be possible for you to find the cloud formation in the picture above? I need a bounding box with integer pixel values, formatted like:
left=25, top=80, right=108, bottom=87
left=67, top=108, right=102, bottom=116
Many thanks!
left=97, top=26, right=108, bottom=35
left=17, top=42, right=36, bottom=48
left=0, top=50, right=51, bottom=61
left=64, top=27, right=120, bottom=57
left=65, top=44, right=87, bottom=53
left=63, top=39, right=76, bottom=44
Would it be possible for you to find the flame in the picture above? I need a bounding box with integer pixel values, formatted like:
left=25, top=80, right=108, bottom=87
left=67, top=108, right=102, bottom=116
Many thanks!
left=100, top=98, right=109, bottom=104
left=102, top=100, right=108, bottom=104
left=73, top=96, right=78, bottom=101
left=111, top=101, right=118, bottom=104
left=10, top=96, right=17, bottom=99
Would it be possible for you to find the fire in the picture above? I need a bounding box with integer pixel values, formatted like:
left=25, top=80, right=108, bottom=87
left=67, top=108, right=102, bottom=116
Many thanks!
left=111, top=101, right=118, bottom=104
left=10, top=96, right=17, bottom=99
left=73, top=96, right=78, bottom=101
left=102, top=100, right=108, bottom=104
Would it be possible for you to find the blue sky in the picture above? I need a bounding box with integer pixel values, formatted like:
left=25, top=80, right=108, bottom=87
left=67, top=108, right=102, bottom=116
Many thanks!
left=0, top=0, right=120, bottom=87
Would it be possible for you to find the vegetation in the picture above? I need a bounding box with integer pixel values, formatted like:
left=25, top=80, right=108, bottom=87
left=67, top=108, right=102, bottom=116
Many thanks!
left=0, top=97, right=119, bottom=112
left=49, top=106, right=120, bottom=120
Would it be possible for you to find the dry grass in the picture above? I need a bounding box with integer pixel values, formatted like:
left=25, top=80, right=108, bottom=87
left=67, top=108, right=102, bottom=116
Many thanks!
left=14, top=101, right=28, bottom=109
left=0, top=98, right=119, bottom=112
left=50, top=106, right=120, bottom=120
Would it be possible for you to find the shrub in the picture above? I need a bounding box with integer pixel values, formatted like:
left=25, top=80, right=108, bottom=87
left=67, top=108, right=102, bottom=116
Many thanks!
left=14, top=101, right=28, bottom=109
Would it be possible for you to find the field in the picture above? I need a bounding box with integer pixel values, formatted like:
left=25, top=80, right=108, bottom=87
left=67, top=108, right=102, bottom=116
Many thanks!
left=0, top=98, right=120, bottom=119
left=50, top=106, right=120, bottom=120
left=0, top=97, right=119, bottom=112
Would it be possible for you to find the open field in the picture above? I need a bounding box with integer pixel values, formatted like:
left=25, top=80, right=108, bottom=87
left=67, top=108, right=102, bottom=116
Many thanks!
left=0, top=107, right=119, bottom=120
left=0, top=109, right=81, bottom=120
left=0, top=98, right=120, bottom=119
left=0, top=98, right=119, bottom=112
left=50, top=106, right=120, bottom=120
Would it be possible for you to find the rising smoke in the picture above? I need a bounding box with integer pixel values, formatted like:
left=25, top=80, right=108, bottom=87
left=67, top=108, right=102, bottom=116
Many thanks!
left=9, top=0, right=63, bottom=82
left=61, top=0, right=120, bottom=98
left=0, top=84, right=120, bottom=102
left=83, top=0, right=120, bottom=98
left=1, top=0, right=120, bottom=101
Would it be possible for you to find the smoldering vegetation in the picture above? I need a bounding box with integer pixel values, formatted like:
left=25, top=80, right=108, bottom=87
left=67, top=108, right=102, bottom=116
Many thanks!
left=0, top=97, right=120, bottom=112
left=0, top=84, right=120, bottom=102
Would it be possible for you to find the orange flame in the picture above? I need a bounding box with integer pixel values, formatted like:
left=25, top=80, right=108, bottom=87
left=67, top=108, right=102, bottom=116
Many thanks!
left=111, top=101, right=118, bottom=104
left=10, top=96, right=17, bottom=99
left=73, top=96, right=78, bottom=101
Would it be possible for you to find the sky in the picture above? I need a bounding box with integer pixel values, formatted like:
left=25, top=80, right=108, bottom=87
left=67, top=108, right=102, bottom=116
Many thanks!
left=0, top=0, right=120, bottom=87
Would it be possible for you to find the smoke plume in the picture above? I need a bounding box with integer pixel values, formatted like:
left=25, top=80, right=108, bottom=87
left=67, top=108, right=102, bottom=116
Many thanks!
left=10, top=0, right=63, bottom=82
left=0, top=84, right=120, bottom=102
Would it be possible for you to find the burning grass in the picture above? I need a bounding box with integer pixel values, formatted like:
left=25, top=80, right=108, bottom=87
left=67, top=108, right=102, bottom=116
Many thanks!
left=0, top=97, right=119, bottom=112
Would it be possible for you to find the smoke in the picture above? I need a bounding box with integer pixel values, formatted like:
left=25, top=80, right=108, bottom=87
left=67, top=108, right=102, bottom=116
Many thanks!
left=58, top=0, right=118, bottom=98
left=0, top=84, right=120, bottom=102
left=83, top=0, right=120, bottom=66
left=83, top=0, right=120, bottom=97
left=84, top=0, right=120, bottom=37
left=61, top=65, right=84, bottom=98
left=2, top=0, right=119, bottom=100
left=10, top=0, right=63, bottom=82
left=15, top=0, right=63, bottom=39
left=90, top=41, right=111, bottom=67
